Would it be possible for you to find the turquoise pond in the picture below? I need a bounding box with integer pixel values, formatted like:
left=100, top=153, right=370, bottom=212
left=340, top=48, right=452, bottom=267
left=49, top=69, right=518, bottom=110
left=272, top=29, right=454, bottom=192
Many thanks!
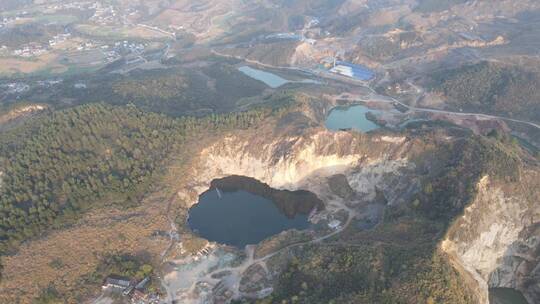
left=325, top=104, right=382, bottom=132
left=187, top=188, right=310, bottom=248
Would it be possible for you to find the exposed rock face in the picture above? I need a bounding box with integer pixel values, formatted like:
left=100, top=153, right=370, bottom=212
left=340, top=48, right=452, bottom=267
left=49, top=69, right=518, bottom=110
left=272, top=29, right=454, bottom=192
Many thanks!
left=178, top=128, right=409, bottom=208
left=442, top=171, right=540, bottom=304
left=489, top=224, right=540, bottom=302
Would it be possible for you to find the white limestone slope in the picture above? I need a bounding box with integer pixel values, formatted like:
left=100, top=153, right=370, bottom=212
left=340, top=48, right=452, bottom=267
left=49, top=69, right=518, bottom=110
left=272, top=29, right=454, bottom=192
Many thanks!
left=442, top=173, right=540, bottom=304
left=177, top=129, right=407, bottom=208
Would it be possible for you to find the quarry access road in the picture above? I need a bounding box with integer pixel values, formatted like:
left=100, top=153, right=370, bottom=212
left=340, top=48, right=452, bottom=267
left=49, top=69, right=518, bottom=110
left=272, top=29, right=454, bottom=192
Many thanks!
left=190, top=207, right=355, bottom=301
left=360, top=90, right=540, bottom=130
left=254, top=207, right=354, bottom=263
left=407, top=104, right=540, bottom=129
left=196, top=206, right=354, bottom=279
left=203, top=206, right=355, bottom=282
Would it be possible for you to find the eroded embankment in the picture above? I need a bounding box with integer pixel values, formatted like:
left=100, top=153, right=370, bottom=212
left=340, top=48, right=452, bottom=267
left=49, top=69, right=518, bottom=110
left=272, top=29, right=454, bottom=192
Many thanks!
left=177, top=128, right=409, bottom=209
left=442, top=171, right=540, bottom=304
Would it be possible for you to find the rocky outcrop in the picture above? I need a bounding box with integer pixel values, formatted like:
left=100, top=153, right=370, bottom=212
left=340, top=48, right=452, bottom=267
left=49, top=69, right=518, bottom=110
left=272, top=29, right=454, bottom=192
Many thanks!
left=177, top=128, right=410, bottom=208
left=442, top=171, right=540, bottom=304
left=489, top=224, right=540, bottom=302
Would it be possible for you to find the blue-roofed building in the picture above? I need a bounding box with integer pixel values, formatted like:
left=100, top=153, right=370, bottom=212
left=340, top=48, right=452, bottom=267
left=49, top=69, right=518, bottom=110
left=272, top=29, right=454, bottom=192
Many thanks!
left=330, top=61, right=375, bottom=81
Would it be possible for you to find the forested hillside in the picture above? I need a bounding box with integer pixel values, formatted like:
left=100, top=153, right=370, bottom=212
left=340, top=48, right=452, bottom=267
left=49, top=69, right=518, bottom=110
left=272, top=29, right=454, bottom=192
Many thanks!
left=0, top=101, right=284, bottom=259
left=109, top=64, right=267, bottom=115
left=428, top=61, right=540, bottom=122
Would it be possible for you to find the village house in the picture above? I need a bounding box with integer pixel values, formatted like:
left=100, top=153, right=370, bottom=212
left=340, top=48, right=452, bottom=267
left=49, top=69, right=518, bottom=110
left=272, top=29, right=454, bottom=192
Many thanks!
left=102, top=275, right=132, bottom=290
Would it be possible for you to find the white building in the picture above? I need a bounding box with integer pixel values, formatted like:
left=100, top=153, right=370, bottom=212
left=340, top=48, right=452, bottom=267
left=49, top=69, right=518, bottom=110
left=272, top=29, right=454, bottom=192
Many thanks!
left=330, top=65, right=354, bottom=78
left=328, top=220, right=341, bottom=230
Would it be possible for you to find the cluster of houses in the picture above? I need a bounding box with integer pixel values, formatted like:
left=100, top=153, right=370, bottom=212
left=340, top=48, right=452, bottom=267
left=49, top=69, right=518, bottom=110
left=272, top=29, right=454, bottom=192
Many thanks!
left=193, top=244, right=215, bottom=261
left=89, top=2, right=141, bottom=27
left=1, top=82, right=30, bottom=95
left=0, top=16, right=23, bottom=29
left=12, top=43, right=47, bottom=58
left=44, top=1, right=94, bottom=13
left=89, top=3, right=117, bottom=25
left=102, top=275, right=159, bottom=304
left=9, top=32, right=70, bottom=58
left=49, top=33, right=72, bottom=47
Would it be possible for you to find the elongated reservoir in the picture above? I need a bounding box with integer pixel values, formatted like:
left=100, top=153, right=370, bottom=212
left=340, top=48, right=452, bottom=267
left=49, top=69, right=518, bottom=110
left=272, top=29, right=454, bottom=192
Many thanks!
left=238, top=66, right=289, bottom=88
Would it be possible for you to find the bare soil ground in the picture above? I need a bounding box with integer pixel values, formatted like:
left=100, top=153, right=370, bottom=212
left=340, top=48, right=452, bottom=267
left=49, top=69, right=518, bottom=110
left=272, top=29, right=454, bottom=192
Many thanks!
left=0, top=53, right=64, bottom=76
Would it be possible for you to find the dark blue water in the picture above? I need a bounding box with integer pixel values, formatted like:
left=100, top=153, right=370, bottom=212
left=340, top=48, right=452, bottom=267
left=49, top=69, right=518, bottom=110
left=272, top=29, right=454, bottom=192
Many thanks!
left=188, top=188, right=310, bottom=248
left=489, top=288, right=529, bottom=304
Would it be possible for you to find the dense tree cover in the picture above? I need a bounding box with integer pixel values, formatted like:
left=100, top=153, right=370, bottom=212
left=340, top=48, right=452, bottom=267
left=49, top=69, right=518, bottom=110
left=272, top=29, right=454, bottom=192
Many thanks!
left=112, top=74, right=189, bottom=100
left=413, top=135, right=521, bottom=220
left=362, top=37, right=402, bottom=61
left=0, top=101, right=283, bottom=257
left=33, top=286, right=63, bottom=304
left=235, top=243, right=474, bottom=304
left=12, top=61, right=269, bottom=117
left=81, top=253, right=153, bottom=284
left=58, top=63, right=267, bottom=116
left=0, top=23, right=63, bottom=48
left=262, top=215, right=472, bottom=304
left=362, top=32, right=421, bottom=61
left=429, top=61, right=540, bottom=122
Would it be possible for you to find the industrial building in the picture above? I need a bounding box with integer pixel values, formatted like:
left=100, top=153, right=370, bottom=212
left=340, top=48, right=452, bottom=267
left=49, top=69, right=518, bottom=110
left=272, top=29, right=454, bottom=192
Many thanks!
left=330, top=61, right=375, bottom=81
left=328, top=220, right=341, bottom=230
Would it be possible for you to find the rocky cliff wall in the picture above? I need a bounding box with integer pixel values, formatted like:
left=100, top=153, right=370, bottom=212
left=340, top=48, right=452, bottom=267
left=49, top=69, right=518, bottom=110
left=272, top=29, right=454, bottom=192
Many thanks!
left=177, top=127, right=410, bottom=209
left=442, top=171, right=540, bottom=304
